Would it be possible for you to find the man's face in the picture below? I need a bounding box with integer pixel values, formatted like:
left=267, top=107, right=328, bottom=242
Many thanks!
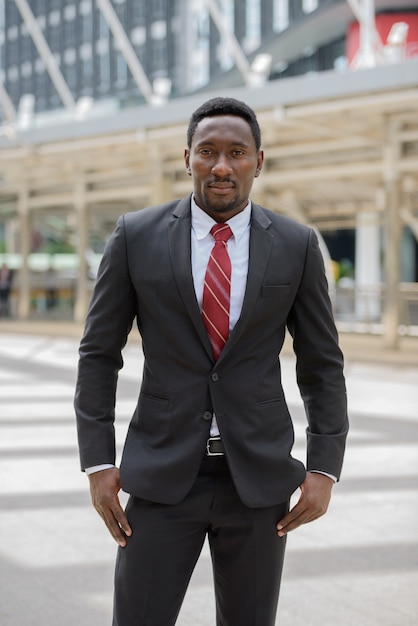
left=184, top=115, right=264, bottom=222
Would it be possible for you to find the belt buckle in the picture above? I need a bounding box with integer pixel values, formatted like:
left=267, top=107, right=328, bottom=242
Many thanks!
left=206, top=436, right=224, bottom=456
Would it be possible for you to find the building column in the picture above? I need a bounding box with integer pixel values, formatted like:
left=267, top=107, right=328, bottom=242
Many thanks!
left=382, top=118, right=402, bottom=349
left=17, top=182, right=31, bottom=319
left=355, top=211, right=381, bottom=322
left=73, top=175, right=89, bottom=323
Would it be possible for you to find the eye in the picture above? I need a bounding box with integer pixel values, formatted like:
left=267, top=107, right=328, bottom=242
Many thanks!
left=199, top=148, right=213, bottom=156
left=232, top=149, right=245, bottom=156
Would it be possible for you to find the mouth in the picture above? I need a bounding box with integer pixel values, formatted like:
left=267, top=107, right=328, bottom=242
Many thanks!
left=208, top=180, right=235, bottom=194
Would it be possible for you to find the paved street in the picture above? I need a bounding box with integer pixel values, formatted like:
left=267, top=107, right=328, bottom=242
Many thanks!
left=0, top=329, right=417, bottom=625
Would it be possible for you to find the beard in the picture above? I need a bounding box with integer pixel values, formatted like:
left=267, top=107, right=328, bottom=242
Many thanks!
left=199, top=188, right=247, bottom=216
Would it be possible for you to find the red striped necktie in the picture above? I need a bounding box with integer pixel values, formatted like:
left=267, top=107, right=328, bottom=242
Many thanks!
left=202, top=223, right=233, bottom=360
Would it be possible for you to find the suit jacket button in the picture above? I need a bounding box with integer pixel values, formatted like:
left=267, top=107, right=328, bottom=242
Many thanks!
left=203, top=411, right=212, bottom=421
left=211, top=372, right=219, bottom=382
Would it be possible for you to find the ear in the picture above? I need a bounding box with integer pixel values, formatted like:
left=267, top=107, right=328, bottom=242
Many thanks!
left=255, top=149, right=264, bottom=177
left=184, top=148, right=191, bottom=176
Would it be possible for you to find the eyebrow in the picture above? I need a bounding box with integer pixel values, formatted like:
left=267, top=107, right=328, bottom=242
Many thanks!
left=195, top=139, right=251, bottom=148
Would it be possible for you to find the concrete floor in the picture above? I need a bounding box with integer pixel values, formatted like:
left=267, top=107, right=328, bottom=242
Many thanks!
left=0, top=328, right=417, bottom=625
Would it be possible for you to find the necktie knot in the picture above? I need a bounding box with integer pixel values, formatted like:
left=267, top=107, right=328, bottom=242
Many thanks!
left=211, top=223, right=233, bottom=244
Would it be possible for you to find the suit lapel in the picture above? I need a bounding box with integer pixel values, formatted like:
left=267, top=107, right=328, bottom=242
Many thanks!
left=219, top=204, right=273, bottom=362
left=168, top=196, right=213, bottom=359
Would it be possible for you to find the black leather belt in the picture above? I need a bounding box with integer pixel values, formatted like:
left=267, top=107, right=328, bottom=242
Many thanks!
left=206, top=436, right=225, bottom=456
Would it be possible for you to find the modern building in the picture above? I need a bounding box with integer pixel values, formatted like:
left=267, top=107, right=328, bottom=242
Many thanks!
left=0, top=1, right=417, bottom=346
left=1, top=1, right=418, bottom=115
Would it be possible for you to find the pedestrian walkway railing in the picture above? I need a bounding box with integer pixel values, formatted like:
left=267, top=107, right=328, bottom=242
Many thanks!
left=334, top=283, right=418, bottom=336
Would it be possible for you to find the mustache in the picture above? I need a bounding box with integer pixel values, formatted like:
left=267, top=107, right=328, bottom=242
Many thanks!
left=208, top=177, right=235, bottom=185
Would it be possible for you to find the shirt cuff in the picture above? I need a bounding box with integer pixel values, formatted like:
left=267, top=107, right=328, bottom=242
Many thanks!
left=309, top=470, right=337, bottom=482
left=85, top=463, right=115, bottom=475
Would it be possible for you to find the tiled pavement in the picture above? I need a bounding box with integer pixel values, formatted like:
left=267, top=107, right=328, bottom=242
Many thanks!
left=0, top=327, right=417, bottom=625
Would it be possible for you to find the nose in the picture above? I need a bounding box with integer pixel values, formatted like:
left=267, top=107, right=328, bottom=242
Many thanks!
left=211, top=153, right=233, bottom=177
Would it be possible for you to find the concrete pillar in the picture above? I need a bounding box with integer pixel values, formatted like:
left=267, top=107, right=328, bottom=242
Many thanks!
left=16, top=183, right=31, bottom=319
left=73, top=175, right=90, bottom=323
left=355, top=211, right=381, bottom=322
left=382, top=118, right=402, bottom=349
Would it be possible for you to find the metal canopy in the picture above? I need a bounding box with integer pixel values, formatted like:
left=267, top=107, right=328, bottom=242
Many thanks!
left=0, top=59, right=417, bottom=343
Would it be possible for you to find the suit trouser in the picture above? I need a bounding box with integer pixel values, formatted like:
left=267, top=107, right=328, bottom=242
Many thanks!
left=113, top=455, right=288, bottom=626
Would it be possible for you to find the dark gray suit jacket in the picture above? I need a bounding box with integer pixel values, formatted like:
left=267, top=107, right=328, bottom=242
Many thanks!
left=75, top=196, right=348, bottom=507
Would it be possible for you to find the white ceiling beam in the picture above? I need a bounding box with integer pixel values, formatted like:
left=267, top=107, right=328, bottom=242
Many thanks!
left=202, top=0, right=251, bottom=83
left=282, top=89, right=418, bottom=117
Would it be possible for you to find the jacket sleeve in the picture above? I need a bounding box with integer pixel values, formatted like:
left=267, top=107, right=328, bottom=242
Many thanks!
left=286, top=228, right=349, bottom=480
left=74, top=215, right=137, bottom=470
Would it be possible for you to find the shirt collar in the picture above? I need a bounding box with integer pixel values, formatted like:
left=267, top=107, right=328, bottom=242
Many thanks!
left=191, top=195, right=251, bottom=242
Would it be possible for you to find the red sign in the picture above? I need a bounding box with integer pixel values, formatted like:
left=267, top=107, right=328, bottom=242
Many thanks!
left=347, top=12, right=418, bottom=64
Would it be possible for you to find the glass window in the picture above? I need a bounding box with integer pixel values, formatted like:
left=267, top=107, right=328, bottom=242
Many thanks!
left=8, top=41, right=19, bottom=64
left=98, top=14, right=109, bottom=38
left=273, top=0, right=289, bottom=33
left=80, top=0, right=92, bottom=16
left=96, top=38, right=109, bottom=55
left=65, top=64, right=77, bottom=90
left=7, top=26, right=19, bottom=41
left=82, top=13, right=93, bottom=41
left=131, top=27, right=146, bottom=47
left=35, top=58, right=46, bottom=74
left=216, top=0, right=234, bottom=71
left=81, top=57, right=93, bottom=82
left=21, top=35, right=33, bottom=62
left=132, top=2, right=146, bottom=24
left=64, top=5, right=76, bottom=21
left=64, top=48, right=77, bottom=65
left=151, top=20, right=167, bottom=40
left=8, top=66, right=19, bottom=82
left=49, top=27, right=61, bottom=52
left=98, top=53, right=110, bottom=89
left=64, top=19, right=77, bottom=47
left=115, top=52, right=128, bottom=87
left=49, top=10, right=61, bottom=26
left=80, top=43, right=92, bottom=60
left=303, top=0, right=318, bottom=13
left=152, top=0, right=166, bottom=19
left=37, top=16, right=46, bottom=30
left=152, top=39, right=167, bottom=72
left=35, top=0, right=47, bottom=16
left=189, top=4, right=210, bottom=90
left=244, top=0, right=261, bottom=53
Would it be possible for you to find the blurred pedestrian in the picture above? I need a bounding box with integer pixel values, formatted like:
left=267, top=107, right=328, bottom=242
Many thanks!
left=0, top=263, right=13, bottom=317
left=45, top=265, right=58, bottom=311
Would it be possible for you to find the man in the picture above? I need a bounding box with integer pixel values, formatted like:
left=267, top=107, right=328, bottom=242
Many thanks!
left=75, top=97, right=348, bottom=626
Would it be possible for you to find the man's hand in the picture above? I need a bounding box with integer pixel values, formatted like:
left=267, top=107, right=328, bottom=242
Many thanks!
left=88, top=467, right=132, bottom=547
left=276, top=471, right=334, bottom=538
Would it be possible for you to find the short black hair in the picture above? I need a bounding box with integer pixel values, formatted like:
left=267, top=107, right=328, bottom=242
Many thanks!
left=187, top=97, right=261, bottom=150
